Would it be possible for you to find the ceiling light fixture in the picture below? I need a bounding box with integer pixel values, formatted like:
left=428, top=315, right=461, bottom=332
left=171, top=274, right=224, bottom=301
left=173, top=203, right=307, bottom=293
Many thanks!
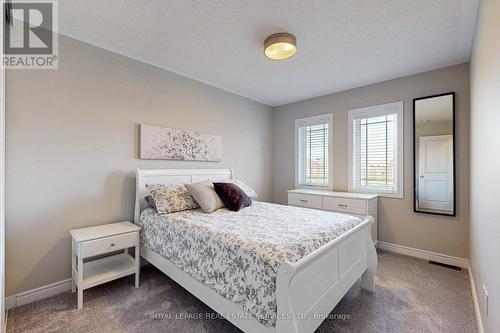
left=264, top=33, right=297, bottom=60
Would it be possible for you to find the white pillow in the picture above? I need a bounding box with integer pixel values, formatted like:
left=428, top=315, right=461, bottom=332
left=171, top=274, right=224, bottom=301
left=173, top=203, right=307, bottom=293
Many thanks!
left=186, top=180, right=225, bottom=213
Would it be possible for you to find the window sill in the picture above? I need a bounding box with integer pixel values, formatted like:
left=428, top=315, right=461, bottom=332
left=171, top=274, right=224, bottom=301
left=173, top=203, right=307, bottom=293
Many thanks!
left=296, top=184, right=332, bottom=191
left=348, top=189, right=404, bottom=199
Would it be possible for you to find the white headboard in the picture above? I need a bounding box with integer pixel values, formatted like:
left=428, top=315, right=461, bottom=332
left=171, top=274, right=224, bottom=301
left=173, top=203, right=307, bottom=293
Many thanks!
left=134, top=168, right=234, bottom=223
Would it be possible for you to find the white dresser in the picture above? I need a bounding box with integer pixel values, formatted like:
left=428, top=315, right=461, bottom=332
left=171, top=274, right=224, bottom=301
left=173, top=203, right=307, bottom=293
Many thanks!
left=288, top=189, right=378, bottom=244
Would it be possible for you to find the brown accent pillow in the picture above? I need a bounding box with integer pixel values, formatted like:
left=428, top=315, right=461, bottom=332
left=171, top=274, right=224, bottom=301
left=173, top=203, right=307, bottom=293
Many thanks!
left=213, top=182, right=252, bottom=212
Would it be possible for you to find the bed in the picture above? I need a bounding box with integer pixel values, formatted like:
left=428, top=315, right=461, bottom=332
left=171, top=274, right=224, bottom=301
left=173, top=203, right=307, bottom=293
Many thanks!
left=134, top=168, right=377, bottom=333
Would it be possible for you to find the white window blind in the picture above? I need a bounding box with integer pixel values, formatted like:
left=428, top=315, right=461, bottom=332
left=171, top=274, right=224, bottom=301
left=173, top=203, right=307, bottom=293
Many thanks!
left=349, top=102, right=403, bottom=197
left=296, top=115, right=332, bottom=187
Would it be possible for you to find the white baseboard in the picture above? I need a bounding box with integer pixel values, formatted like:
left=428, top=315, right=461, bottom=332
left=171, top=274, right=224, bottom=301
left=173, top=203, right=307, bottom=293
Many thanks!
left=5, top=260, right=151, bottom=310
left=377, top=241, right=469, bottom=268
left=5, top=278, right=72, bottom=310
left=468, top=266, right=485, bottom=333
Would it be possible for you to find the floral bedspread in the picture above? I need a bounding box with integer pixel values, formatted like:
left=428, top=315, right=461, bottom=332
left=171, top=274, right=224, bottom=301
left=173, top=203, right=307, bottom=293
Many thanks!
left=137, top=201, right=361, bottom=326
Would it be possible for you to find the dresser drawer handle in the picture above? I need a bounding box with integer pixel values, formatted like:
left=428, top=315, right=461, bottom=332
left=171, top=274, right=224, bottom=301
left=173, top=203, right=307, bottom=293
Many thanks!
left=338, top=204, right=348, bottom=208
left=300, top=199, right=308, bottom=203
left=110, top=242, right=116, bottom=247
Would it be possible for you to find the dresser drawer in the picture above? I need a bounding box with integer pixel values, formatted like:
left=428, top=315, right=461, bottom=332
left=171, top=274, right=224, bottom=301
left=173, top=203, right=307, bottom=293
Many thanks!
left=288, top=193, right=323, bottom=209
left=79, top=232, right=138, bottom=258
left=323, top=197, right=367, bottom=215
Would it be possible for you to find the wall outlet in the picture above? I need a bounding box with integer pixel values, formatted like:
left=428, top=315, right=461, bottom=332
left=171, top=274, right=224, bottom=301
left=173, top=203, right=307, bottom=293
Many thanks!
left=482, top=284, right=489, bottom=317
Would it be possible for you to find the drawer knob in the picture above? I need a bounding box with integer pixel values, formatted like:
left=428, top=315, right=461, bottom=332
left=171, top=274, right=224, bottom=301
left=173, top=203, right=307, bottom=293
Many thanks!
left=338, top=204, right=348, bottom=208
left=300, top=199, right=308, bottom=203
left=110, top=242, right=116, bottom=247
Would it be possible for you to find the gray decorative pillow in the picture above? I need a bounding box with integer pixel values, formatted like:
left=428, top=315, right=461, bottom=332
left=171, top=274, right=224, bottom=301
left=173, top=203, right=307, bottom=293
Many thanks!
left=186, top=180, right=225, bottom=213
left=145, top=184, right=199, bottom=214
left=219, top=179, right=258, bottom=198
left=144, top=195, right=157, bottom=210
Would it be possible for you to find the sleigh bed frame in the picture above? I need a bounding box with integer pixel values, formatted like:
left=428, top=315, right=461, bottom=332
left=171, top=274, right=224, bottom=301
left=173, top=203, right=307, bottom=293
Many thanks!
left=134, top=168, right=377, bottom=333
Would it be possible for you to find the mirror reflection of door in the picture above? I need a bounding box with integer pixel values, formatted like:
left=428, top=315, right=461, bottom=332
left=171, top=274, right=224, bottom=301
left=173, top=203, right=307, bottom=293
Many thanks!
left=418, top=135, right=453, bottom=212
left=413, top=92, right=455, bottom=216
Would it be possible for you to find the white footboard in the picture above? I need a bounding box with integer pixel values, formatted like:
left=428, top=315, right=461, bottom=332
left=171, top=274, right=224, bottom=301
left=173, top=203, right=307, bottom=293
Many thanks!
left=275, top=216, right=376, bottom=333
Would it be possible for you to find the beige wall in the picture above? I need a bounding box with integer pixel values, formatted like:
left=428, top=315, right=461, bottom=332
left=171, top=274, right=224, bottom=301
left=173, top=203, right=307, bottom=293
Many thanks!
left=5, top=35, right=272, bottom=295
left=272, top=63, right=469, bottom=258
left=470, top=0, right=500, bottom=331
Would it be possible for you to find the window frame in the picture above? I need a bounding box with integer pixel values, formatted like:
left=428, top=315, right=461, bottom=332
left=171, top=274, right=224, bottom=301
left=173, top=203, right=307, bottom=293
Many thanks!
left=295, top=113, right=334, bottom=190
left=348, top=101, right=404, bottom=198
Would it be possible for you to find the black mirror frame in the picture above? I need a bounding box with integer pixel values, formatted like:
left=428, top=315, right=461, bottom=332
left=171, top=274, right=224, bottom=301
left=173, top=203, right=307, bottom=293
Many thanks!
left=413, top=92, right=456, bottom=216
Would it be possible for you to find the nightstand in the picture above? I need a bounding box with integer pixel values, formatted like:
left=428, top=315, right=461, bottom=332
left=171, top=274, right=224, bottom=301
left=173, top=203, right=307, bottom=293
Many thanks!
left=70, top=221, right=141, bottom=309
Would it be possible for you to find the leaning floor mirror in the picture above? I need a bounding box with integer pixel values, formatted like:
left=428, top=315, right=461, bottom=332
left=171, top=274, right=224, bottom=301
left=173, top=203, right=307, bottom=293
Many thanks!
left=413, top=92, right=455, bottom=216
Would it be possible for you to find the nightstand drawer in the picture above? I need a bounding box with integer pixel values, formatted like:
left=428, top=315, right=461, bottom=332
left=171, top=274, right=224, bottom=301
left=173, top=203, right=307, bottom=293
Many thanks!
left=323, top=197, right=367, bottom=215
left=288, top=193, right=322, bottom=209
left=80, top=232, right=137, bottom=258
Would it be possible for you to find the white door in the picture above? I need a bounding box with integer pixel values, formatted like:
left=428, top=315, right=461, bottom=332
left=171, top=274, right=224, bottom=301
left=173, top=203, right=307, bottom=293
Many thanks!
left=418, top=135, right=453, bottom=212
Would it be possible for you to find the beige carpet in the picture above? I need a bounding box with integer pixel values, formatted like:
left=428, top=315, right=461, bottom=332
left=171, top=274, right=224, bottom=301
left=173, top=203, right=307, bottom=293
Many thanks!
left=7, top=250, right=477, bottom=333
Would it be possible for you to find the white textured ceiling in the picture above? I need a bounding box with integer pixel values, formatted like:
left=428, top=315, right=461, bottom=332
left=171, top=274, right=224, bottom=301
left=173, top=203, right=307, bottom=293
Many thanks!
left=58, top=0, right=479, bottom=106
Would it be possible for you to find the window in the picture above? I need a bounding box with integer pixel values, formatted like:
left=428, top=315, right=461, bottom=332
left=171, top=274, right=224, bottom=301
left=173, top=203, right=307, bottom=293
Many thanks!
left=295, top=114, right=333, bottom=188
left=348, top=102, right=403, bottom=197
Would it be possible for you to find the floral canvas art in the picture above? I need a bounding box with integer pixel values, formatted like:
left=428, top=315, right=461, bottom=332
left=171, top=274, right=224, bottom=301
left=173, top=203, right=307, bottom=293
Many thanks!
left=140, top=124, right=222, bottom=161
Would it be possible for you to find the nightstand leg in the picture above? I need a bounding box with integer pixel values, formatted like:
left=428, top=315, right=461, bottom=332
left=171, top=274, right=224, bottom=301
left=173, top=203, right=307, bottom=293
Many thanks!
left=135, top=245, right=140, bottom=288
left=71, top=240, right=76, bottom=293
left=77, top=255, right=83, bottom=309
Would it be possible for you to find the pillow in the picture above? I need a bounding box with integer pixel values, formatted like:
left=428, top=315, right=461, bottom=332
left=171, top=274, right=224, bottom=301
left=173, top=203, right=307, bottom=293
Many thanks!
left=144, top=195, right=157, bottom=210
left=219, top=179, right=258, bottom=198
left=186, top=180, right=225, bottom=213
left=145, top=184, right=199, bottom=214
left=213, top=182, right=252, bottom=212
